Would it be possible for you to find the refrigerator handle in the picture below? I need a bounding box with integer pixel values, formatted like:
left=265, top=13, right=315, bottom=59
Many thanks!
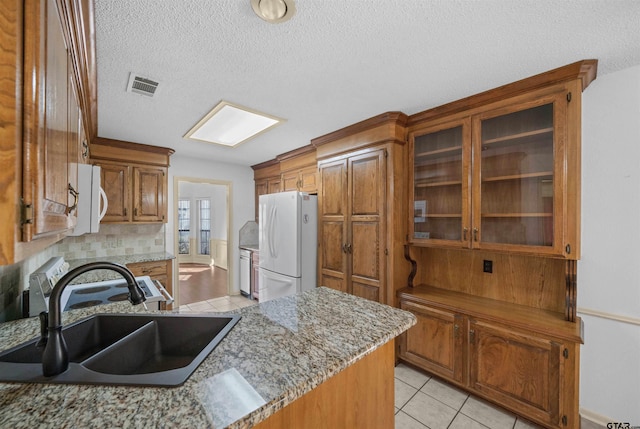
left=271, top=205, right=278, bottom=258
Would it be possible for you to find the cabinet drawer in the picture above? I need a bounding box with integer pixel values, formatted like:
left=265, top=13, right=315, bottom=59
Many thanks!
left=127, top=260, right=168, bottom=278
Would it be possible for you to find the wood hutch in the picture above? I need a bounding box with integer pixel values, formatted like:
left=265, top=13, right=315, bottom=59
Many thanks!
left=398, top=60, right=597, bottom=429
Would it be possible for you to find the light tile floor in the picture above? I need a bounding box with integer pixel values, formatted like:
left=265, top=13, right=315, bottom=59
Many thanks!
left=395, top=363, right=604, bottom=429
left=396, top=362, right=542, bottom=429
left=178, top=294, right=257, bottom=313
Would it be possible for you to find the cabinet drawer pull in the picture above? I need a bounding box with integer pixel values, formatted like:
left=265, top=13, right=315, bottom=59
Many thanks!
left=66, top=184, right=79, bottom=215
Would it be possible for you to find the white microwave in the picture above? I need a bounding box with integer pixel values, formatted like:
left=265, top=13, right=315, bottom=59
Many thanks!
left=69, top=164, right=108, bottom=236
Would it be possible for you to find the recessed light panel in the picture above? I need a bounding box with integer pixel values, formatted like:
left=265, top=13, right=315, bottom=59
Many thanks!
left=184, top=101, right=285, bottom=147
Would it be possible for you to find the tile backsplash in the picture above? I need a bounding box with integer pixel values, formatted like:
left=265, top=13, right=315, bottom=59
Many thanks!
left=0, top=224, right=165, bottom=322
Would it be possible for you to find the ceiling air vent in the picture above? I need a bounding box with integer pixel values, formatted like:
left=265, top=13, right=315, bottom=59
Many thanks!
left=126, top=73, right=159, bottom=97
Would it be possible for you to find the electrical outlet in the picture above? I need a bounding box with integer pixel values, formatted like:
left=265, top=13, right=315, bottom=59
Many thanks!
left=483, top=260, right=493, bottom=273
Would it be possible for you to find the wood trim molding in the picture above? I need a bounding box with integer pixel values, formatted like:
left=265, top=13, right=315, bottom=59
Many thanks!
left=311, top=111, right=408, bottom=148
left=408, top=59, right=598, bottom=127
left=276, top=143, right=316, bottom=162
left=91, top=137, right=174, bottom=166
left=251, top=158, right=279, bottom=171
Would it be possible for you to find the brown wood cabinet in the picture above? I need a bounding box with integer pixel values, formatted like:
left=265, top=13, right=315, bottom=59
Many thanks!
left=312, top=112, right=409, bottom=306
left=24, top=0, right=81, bottom=240
left=132, top=166, right=166, bottom=222
left=251, top=250, right=260, bottom=300
left=281, top=165, right=317, bottom=192
left=0, top=0, right=97, bottom=265
left=398, top=286, right=582, bottom=429
left=399, top=62, right=596, bottom=428
left=399, top=300, right=464, bottom=383
left=408, top=60, right=597, bottom=259
left=252, top=159, right=281, bottom=221
left=90, top=138, right=173, bottom=224
left=317, top=149, right=386, bottom=302
left=253, top=340, right=394, bottom=429
left=252, top=145, right=318, bottom=221
left=278, top=144, right=318, bottom=193
left=127, top=258, right=174, bottom=310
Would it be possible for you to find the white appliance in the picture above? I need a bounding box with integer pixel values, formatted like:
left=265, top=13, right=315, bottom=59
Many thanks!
left=258, top=191, right=317, bottom=302
left=28, top=257, right=172, bottom=317
left=69, top=164, right=108, bottom=236
left=239, top=248, right=251, bottom=297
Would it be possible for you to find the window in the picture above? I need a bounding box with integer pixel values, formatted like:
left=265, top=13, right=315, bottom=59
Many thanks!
left=197, top=198, right=211, bottom=255
left=178, top=199, right=190, bottom=254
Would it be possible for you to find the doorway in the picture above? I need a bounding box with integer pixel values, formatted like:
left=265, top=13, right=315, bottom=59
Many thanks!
left=174, top=177, right=231, bottom=307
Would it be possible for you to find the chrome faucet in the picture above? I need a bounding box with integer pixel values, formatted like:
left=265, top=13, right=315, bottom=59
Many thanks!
left=39, top=262, right=147, bottom=377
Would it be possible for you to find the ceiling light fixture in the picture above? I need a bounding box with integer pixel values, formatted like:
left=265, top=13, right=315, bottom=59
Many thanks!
left=251, top=0, right=296, bottom=24
left=184, top=101, right=285, bottom=148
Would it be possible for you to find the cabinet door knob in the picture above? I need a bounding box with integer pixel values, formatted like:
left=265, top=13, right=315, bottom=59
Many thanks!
left=469, top=329, right=476, bottom=344
left=473, top=228, right=479, bottom=242
left=463, top=227, right=469, bottom=241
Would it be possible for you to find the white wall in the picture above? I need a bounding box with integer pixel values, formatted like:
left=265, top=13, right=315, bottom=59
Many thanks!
left=579, top=64, right=640, bottom=423
left=167, top=155, right=255, bottom=296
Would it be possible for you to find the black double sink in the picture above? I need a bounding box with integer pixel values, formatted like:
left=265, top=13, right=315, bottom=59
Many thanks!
left=0, top=313, right=240, bottom=387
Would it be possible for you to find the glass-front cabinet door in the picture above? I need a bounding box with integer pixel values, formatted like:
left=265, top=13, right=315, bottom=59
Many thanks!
left=409, top=119, right=471, bottom=247
left=472, top=93, right=566, bottom=255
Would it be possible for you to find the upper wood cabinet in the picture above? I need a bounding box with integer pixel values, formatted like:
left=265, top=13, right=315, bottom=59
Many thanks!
left=252, top=159, right=281, bottom=221
left=312, top=112, right=409, bottom=307
left=132, top=166, right=166, bottom=222
left=278, top=144, right=318, bottom=193
left=408, top=60, right=597, bottom=259
left=252, top=145, right=318, bottom=221
left=90, top=138, right=173, bottom=224
left=0, top=0, right=97, bottom=265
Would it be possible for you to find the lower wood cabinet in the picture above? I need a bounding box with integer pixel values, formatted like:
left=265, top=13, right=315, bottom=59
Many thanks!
left=468, top=319, right=565, bottom=427
left=398, top=286, right=582, bottom=429
left=399, top=300, right=464, bottom=383
left=126, top=259, right=174, bottom=310
left=251, top=250, right=260, bottom=300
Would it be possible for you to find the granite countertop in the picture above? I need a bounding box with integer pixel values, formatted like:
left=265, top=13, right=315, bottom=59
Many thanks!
left=239, top=244, right=259, bottom=252
left=0, top=287, right=415, bottom=428
left=66, top=252, right=175, bottom=284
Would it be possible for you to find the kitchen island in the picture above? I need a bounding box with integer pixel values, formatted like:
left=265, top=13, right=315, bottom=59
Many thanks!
left=0, top=287, right=415, bottom=428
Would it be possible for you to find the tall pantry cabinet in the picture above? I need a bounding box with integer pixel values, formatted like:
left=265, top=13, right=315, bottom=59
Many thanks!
left=398, top=60, right=597, bottom=429
left=312, top=112, right=409, bottom=306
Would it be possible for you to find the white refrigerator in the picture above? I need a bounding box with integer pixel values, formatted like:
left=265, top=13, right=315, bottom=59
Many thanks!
left=258, top=191, right=317, bottom=302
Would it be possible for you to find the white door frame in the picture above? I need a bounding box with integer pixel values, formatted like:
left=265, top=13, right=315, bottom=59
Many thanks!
left=173, top=176, right=232, bottom=307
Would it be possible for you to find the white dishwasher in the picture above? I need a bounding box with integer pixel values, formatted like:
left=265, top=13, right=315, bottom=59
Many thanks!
left=239, top=249, right=251, bottom=297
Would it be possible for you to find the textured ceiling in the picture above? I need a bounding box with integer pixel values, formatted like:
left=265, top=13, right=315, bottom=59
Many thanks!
left=95, top=0, right=640, bottom=167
